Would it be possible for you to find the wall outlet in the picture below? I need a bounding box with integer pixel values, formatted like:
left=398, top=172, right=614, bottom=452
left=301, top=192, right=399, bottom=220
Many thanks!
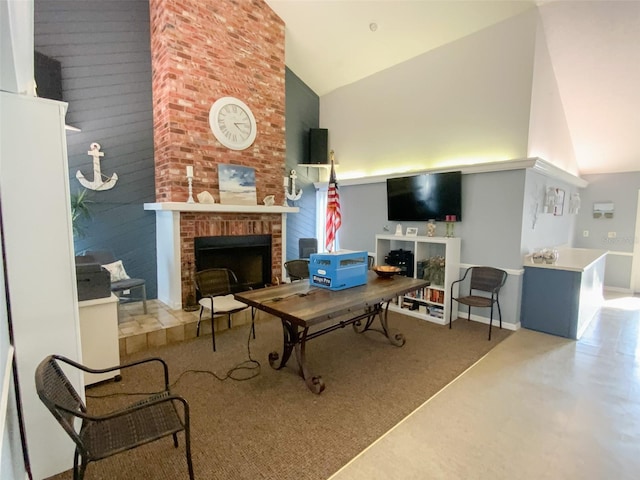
left=583, top=230, right=589, bottom=237
left=608, top=232, right=616, bottom=238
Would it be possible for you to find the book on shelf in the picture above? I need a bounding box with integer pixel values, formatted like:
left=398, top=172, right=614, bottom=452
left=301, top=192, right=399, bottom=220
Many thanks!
left=428, top=288, right=445, bottom=304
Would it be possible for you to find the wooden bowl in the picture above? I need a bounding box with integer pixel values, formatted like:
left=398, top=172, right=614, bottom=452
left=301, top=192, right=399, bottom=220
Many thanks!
left=373, top=265, right=401, bottom=279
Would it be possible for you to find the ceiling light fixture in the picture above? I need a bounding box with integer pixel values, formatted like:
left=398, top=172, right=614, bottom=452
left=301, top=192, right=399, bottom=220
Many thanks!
left=369, top=22, right=378, bottom=32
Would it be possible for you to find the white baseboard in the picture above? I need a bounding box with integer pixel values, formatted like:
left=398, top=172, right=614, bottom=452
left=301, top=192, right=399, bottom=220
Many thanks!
left=451, top=311, right=521, bottom=331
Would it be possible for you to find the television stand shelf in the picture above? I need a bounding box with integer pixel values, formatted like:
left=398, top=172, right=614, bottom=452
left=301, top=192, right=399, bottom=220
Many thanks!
left=375, top=234, right=461, bottom=325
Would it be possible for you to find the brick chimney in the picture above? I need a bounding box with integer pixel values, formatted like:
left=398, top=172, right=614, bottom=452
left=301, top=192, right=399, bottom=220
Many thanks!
left=148, top=0, right=287, bottom=304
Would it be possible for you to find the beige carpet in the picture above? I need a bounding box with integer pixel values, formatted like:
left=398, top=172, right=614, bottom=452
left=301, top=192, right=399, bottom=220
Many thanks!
left=47, top=311, right=511, bottom=480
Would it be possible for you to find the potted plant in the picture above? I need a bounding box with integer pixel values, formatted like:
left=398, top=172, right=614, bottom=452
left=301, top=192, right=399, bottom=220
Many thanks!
left=70, top=189, right=93, bottom=238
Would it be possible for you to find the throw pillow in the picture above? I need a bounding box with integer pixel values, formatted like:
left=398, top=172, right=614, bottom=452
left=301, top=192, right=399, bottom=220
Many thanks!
left=102, top=260, right=130, bottom=282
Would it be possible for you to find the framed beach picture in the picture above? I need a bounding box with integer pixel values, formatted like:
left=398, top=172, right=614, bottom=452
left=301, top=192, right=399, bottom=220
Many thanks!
left=405, top=227, right=419, bottom=237
left=218, top=164, right=257, bottom=205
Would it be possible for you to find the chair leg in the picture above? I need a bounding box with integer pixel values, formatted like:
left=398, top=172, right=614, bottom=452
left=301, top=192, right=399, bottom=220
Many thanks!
left=211, top=311, right=217, bottom=352
left=488, top=304, right=494, bottom=341
left=74, top=449, right=88, bottom=480
left=497, top=300, right=503, bottom=329
left=73, top=449, right=80, bottom=480
left=184, top=423, right=194, bottom=480
left=196, top=308, right=204, bottom=337
left=251, top=307, right=256, bottom=339
left=227, top=312, right=232, bottom=329
left=141, top=283, right=147, bottom=314
left=449, top=299, right=453, bottom=329
left=467, top=305, right=471, bottom=321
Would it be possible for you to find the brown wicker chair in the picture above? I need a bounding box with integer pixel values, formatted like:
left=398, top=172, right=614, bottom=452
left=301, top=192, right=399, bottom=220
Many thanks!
left=194, top=268, right=252, bottom=351
left=284, top=259, right=310, bottom=281
left=35, top=355, right=194, bottom=480
left=449, top=266, right=508, bottom=340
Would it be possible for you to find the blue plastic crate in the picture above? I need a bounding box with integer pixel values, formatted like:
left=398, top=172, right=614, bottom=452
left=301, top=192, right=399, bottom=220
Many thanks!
left=309, top=250, right=368, bottom=290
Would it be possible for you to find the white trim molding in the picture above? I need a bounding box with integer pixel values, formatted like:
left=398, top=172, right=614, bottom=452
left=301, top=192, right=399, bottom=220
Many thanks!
left=315, top=157, right=588, bottom=189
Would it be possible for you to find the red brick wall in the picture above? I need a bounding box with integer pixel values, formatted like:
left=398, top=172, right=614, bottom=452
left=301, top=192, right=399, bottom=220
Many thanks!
left=149, top=0, right=285, bottom=202
left=149, top=0, right=286, bottom=304
left=180, top=212, right=282, bottom=301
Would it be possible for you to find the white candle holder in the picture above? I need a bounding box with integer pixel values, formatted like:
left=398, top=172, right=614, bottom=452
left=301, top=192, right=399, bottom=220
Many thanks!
left=187, top=175, right=195, bottom=204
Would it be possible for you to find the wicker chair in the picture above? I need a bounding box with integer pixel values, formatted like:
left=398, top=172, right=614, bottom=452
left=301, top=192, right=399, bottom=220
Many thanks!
left=194, top=268, right=252, bottom=351
left=284, top=259, right=310, bottom=281
left=35, top=355, right=194, bottom=480
left=449, top=266, right=508, bottom=340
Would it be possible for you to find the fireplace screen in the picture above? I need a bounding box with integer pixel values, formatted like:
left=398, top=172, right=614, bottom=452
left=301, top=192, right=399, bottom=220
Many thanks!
left=194, top=235, right=272, bottom=290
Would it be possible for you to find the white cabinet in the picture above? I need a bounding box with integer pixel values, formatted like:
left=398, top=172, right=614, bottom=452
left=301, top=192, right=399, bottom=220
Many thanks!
left=78, top=294, right=121, bottom=385
left=1, top=92, right=83, bottom=479
left=375, top=234, right=461, bottom=325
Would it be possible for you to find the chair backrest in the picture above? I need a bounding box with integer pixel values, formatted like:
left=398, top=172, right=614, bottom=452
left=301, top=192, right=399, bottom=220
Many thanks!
left=284, top=259, right=310, bottom=280
left=298, top=238, right=318, bottom=259
left=195, top=268, right=235, bottom=297
left=35, top=355, right=86, bottom=447
left=469, top=267, right=508, bottom=295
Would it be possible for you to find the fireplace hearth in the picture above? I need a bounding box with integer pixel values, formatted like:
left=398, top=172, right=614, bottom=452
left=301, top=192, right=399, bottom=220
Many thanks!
left=194, top=235, right=272, bottom=290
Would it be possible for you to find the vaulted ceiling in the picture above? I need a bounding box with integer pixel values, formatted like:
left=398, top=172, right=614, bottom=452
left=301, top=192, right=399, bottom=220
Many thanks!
left=266, top=0, right=640, bottom=175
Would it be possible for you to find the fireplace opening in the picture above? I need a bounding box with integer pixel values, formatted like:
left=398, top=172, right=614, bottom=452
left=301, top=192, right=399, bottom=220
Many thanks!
left=194, top=235, right=272, bottom=291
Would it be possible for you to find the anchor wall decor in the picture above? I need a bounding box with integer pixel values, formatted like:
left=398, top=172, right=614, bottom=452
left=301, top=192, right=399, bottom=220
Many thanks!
left=284, top=169, right=303, bottom=202
left=76, top=142, right=118, bottom=191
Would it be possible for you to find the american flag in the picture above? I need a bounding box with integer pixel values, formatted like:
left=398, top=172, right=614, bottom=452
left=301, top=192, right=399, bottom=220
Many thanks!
left=325, top=156, right=341, bottom=252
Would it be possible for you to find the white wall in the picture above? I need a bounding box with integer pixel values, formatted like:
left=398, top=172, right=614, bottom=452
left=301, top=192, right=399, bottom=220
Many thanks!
left=319, top=9, right=537, bottom=180
left=527, top=13, right=580, bottom=175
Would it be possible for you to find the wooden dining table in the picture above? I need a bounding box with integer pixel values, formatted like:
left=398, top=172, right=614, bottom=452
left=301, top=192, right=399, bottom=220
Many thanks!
left=234, top=272, right=430, bottom=394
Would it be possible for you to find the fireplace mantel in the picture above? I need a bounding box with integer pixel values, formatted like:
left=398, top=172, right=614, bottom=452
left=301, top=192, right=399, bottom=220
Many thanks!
left=144, top=202, right=299, bottom=214
left=146, top=202, right=297, bottom=309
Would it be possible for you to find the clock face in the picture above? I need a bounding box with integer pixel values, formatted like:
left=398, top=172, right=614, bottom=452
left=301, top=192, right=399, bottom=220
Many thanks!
left=209, top=97, right=257, bottom=150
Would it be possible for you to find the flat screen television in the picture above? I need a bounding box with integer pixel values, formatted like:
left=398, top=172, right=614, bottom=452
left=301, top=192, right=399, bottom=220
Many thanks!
left=387, top=171, right=462, bottom=222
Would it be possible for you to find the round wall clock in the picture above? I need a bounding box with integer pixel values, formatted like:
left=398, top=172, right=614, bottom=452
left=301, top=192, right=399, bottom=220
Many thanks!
left=208, top=96, right=257, bottom=150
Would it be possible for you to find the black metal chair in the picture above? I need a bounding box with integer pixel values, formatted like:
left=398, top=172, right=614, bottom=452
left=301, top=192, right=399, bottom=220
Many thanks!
left=81, top=250, right=147, bottom=316
left=449, top=266, right=508, bottom=340
left=284, top=259, right=310, bottom=281
left=194, top=268, right=252, bottom=351
left=35, top=355, right=194, bottom=480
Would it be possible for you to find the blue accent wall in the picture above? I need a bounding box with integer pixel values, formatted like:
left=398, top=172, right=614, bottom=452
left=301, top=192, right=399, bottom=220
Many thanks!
left=34, top=0, right=158, bottom=298
left=285, top=68, right=320, bottom=260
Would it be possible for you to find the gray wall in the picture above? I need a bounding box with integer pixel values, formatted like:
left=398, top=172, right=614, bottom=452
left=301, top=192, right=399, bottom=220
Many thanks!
left=340, top=170, right=527, bottom=270
left=521, top=169, right=579, bottom=255
left=284, top=68, right=320, bottom=260
left=574, top=172, right=640, bottom=289
left=34, top=0, right=159, bottom=299
left=338, top=169, right=528, bottom=328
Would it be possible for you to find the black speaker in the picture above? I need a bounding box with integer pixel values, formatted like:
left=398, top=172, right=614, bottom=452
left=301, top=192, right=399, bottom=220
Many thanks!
left=308, top=128, right=328, bottom=165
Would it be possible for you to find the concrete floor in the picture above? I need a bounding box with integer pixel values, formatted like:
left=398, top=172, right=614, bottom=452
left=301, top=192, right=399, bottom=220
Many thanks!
left=329, top=293, right=640, bottom=480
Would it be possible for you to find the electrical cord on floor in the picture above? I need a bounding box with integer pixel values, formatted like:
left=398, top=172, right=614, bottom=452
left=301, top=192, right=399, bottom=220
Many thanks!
left=86, top=321, right=261, bottom=399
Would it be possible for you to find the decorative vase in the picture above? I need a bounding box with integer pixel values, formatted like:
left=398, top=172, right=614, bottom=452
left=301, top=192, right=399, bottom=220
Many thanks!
left=427, top=220, right=436, bottom=237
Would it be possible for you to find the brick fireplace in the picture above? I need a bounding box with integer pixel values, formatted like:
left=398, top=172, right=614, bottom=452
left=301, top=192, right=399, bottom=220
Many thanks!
left=146, top=0, right=290, bottom=307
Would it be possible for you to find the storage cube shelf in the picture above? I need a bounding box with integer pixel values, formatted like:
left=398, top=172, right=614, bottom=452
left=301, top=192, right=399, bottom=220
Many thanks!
left=375, top=234, right=461, bottom=325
